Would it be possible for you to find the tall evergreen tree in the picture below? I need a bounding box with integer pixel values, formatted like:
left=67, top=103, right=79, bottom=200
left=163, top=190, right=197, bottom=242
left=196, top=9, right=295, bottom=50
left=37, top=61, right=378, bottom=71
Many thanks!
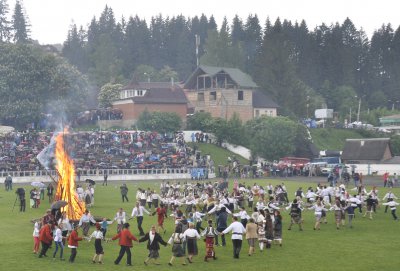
left=87, top=5, right=123, bottom=86
left=190, top=14, right=209, bottom=64
left=208, top=15, right=217, bottom=31
left=123, top=15, right=151, bottom=78
left=12, top=0, right=29, bottom=43
left=231, top=15, right=245, bottom=45
left=310, top=23, right=331, bottom=90
left=340, top=18, right=363, bottom=89
left=390, top=26, right=400, bottom=101
left=166, top=15, right=194, bottom=79
left=254, top=18, right=308, bottom=117
left=354, top=28, right=370, bottom=97
left=62, top=24, right=89, bottom=73
left=292, top=20, right=320, bottom=89
left=200, top=17, right=244, bottom=69
left=367, top=24, right=394, bottom=99
left=149, top=15, right=168, bottom=69
left=243, top=14, right=262, bottom=75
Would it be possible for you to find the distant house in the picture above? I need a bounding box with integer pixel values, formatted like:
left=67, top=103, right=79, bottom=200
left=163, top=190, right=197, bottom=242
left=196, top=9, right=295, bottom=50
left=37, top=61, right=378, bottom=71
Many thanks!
left=183, top=65, right=279, bottom=121
left=112, top=81, right=188, bottom=122
left=378, top=114, right=400, bottom=134
left=379, top=114, right=400, bottom=126
left=341, top=138, right=393, bottom=164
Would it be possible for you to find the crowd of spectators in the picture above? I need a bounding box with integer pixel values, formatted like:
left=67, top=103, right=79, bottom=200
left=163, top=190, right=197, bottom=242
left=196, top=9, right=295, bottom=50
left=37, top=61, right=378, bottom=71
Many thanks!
left=37, top=109, right=123, bottom=130
left=73, top=108, right=123, bottom=126
left=0, top=130, right=45, bottom=172
left=0, top=129, right=212, bottom=174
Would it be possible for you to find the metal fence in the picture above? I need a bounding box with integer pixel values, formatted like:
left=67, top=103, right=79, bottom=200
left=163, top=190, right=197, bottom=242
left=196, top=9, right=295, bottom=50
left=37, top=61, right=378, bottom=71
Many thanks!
left=0, top=167, right=214, bottom=179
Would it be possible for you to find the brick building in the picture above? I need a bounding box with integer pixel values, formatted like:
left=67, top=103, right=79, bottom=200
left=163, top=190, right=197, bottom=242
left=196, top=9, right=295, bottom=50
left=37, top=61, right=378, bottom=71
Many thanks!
left=112, top=81, right=188, bottom=122
left=183, top=65, right=279, bottom=121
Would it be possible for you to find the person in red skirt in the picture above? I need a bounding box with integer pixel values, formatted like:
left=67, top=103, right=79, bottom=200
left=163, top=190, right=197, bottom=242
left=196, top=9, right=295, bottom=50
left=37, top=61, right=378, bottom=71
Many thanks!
left=201, top=220, right=218, bottom=262
left=153, top=203, right=167, bottom=234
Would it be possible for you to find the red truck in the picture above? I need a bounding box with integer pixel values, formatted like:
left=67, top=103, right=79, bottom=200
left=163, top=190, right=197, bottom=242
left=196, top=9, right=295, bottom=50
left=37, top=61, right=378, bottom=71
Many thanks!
left=278, top=157, right=310, bottom=170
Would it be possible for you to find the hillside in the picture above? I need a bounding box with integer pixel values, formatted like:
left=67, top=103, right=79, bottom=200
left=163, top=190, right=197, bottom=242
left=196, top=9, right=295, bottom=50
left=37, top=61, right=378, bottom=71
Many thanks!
left=188, top=142, right=249, bottom=167
left=310, top=128, right=367, bottom=151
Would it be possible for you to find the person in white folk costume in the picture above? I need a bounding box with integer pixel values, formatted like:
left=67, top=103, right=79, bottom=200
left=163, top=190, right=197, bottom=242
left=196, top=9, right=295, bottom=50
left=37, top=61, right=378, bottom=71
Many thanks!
left=130, top=201, right=151, bottom=236
left=221, top=216, right=246, bottom=259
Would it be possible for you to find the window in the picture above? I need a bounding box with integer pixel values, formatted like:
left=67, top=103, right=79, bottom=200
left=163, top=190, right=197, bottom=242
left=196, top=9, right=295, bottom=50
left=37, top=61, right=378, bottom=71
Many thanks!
left=209, top=91, right=216, bottom=101
left=238, top=90, right=244, bottom=100
left=137, top=90, right=143, bottom=96
left=197, top=92, right=205, bottom=101
left=255, top=110, right=260, bottom=117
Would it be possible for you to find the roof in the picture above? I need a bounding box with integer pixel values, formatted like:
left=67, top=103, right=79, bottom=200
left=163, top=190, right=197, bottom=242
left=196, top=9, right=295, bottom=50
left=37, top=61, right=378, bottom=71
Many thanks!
left=184, top=65, right=258, bottom=89
left=120, top=81, right=182, bottom=90
left=341, top=138, right=392, bottom=161
left=119, top=81, right=188, bottom=104
left=379, top=114, right=400, bottom=124
left=134, top=87, right=188, bottom=104
left=252, top=90, right=279, bottom=108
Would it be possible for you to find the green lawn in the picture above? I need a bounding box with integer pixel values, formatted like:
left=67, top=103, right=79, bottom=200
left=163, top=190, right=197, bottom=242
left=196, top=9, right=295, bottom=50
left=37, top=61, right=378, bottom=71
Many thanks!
left=310, top=128, right=366, bottom=150
left=1, top=179, right=399, bottom=271
left=188, top=142, right=249, bottom=167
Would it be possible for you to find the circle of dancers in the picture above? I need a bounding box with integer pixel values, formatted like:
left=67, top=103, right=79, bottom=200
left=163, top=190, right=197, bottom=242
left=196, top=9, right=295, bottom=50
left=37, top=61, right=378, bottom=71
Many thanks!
left=32, top=179, right=399, bottom=265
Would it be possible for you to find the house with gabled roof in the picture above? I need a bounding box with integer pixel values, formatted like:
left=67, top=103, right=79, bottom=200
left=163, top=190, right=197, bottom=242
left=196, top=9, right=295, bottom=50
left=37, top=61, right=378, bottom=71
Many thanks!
left=183, top=65, right=279, bottom=121
left=341, top=138, right=393, bottom=164
left=112, top=81, right=188, bottom=122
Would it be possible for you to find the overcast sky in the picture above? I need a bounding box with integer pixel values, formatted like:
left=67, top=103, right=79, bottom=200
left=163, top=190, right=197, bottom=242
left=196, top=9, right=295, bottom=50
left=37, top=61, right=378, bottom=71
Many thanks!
left=8, top=0, right=400, bottom=44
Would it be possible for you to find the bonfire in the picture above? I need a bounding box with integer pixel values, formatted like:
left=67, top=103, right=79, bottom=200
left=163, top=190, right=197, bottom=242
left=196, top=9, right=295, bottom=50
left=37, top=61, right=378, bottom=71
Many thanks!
left=54, top=130, right=85, bottom=220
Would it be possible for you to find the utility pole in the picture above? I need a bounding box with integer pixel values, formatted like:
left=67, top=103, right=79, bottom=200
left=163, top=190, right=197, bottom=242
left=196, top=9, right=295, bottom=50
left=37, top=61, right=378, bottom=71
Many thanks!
left=357, top=97, right=361, bottom=123
left=195, top=34, right=200, bottom=67
left=349, top=107, right=352, bottom=124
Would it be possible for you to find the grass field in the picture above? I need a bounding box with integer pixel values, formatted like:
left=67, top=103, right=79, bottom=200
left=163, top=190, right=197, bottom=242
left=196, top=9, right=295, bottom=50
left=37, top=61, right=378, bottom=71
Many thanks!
left=188, top=142, right=249, bottom=166
left=0, top=178, right=399, bottom=271
left=310, top=128, right=366, bottom=150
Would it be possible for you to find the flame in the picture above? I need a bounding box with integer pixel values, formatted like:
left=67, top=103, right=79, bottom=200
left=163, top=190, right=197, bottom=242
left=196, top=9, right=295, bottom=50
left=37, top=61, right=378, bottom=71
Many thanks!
left=54, top=129, right=85, bottom=220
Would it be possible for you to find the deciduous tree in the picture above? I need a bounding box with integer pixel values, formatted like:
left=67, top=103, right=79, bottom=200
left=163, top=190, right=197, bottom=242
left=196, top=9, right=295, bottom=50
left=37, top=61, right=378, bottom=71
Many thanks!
left=98, top=83, right=123, bottom=108
left=137, top=110, right=182, bottom=133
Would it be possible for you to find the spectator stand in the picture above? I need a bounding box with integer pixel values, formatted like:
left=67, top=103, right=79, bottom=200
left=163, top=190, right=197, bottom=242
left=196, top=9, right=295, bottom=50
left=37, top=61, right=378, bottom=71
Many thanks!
left=0, top=129, right=215, bottom=183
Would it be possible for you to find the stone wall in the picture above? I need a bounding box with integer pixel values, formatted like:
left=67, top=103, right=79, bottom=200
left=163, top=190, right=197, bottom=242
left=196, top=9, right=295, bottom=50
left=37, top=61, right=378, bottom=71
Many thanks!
left=185, top=89, right=254, bottom=121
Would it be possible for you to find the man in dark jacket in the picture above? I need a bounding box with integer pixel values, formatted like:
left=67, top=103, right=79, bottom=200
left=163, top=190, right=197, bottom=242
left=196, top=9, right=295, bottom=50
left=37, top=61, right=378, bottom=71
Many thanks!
left=120, top=184, right=129, bottom=202
left=215, top=207, right=228, bottom=246
left=139, top=225, right=167, bottom=265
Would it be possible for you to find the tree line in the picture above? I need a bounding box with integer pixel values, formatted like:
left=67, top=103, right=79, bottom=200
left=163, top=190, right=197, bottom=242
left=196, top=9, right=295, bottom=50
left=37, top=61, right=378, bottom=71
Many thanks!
left=2, top=2, right=400, bottom=126
left=59, top=6, right=400, bottom=121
